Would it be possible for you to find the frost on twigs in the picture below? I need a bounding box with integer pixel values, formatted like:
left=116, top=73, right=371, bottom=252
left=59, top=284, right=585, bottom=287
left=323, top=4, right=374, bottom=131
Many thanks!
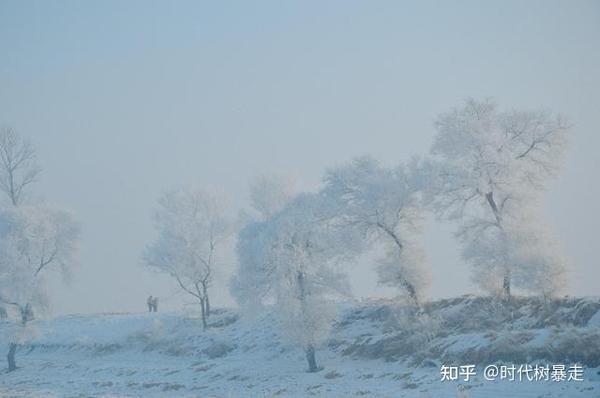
left=143, top=187, right=233, bottom=330
left=233, top=191, right=361, bottom=371
left=426, top=99, right=570, bottom=298
left=323, top=156, right=430, bottom=305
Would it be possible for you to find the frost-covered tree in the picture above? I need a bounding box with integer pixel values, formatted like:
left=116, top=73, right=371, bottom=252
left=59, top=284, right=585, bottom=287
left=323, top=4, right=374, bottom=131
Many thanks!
left=0, top=126, right=39, bottom=326
left=230, top=175, right=297, bottom=311
left=248, top=174, right=297, bottom=221
left=144, top=187, right=231, bottom=329
left=0, top=128, right=79, bottom=372
left=462, top=213, right=567, bottom=300
left=0, top=127, right=41, bottom=207
left=427, top=99, right=569, bottom=298
left=323, top=156, right=429, bottom=305
left=230, top=220, right=276, bottom=313
left=270, top=194, right=361, bottom=372
left=235, top=192, right=360, bottom=372
left=0, top=206, right=79, bottom=372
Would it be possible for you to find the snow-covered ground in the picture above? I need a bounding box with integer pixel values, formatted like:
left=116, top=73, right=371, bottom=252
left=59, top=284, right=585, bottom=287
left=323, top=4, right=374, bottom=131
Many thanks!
left=1, top=297, right=599, bottom=397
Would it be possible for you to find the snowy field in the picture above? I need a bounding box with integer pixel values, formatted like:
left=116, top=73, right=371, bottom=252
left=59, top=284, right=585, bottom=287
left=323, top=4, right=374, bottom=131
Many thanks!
left=1, top=297, right=599, bottom=398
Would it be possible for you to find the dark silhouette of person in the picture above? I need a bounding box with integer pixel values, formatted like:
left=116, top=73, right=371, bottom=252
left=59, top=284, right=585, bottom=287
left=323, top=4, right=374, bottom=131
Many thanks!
left=147, top=295, right=153, bottom=313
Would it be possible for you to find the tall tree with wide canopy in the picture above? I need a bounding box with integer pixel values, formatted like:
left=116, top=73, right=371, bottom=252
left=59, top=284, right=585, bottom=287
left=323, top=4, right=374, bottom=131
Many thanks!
left=427, top=99, right=569, bottom=298
left=323, top=156, right=430, bottom=305
left=234, top=192, right=361, bottom=372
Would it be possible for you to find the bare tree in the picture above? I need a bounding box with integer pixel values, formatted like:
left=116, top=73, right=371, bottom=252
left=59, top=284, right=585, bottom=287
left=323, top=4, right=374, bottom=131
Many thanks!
left=0, top=127, right=41, bottom=206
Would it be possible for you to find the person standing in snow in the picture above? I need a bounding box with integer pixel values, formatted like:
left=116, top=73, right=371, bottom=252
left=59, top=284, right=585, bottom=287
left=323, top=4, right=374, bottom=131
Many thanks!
left=152, top=296, right=159, bottom=312
left=147, top=295, right=153, bottom=312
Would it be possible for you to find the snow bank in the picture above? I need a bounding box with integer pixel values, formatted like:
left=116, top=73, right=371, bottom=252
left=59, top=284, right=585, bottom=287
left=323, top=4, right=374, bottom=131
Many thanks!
left=0, top=296, right=598, bottom=397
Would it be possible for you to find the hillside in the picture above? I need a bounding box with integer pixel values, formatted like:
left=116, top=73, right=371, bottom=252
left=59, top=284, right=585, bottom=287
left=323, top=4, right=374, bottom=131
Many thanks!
left=1, top=296, right=599, bottom=397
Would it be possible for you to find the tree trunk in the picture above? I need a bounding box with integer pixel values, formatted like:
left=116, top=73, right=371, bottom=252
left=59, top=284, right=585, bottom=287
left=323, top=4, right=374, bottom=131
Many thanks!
left=6, top=303, right=34, bottom=372
left=305, top=345, right=318, bottom=372
left=401, top=279, right=419, bottom=307
left=378, top=224, right=421, bottom=307
left=200, top=298, right=207, bottom=330
left=20, top=303, right=34, bottom=324
left=202, top=282, right=210, bottom=318
left=502, top=270, right=511, bottom=301
left=297, top=272, right=318, bottom=372
left=485, top=191, right=502, bottom=225
left=486, top=191, right=514, bottom=300
left=7, top=343, right=17, bottom=372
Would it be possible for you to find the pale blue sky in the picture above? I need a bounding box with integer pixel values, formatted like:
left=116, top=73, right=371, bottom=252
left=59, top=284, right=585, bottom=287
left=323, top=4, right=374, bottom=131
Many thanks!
left=0, top=0, right=598, bottom=314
